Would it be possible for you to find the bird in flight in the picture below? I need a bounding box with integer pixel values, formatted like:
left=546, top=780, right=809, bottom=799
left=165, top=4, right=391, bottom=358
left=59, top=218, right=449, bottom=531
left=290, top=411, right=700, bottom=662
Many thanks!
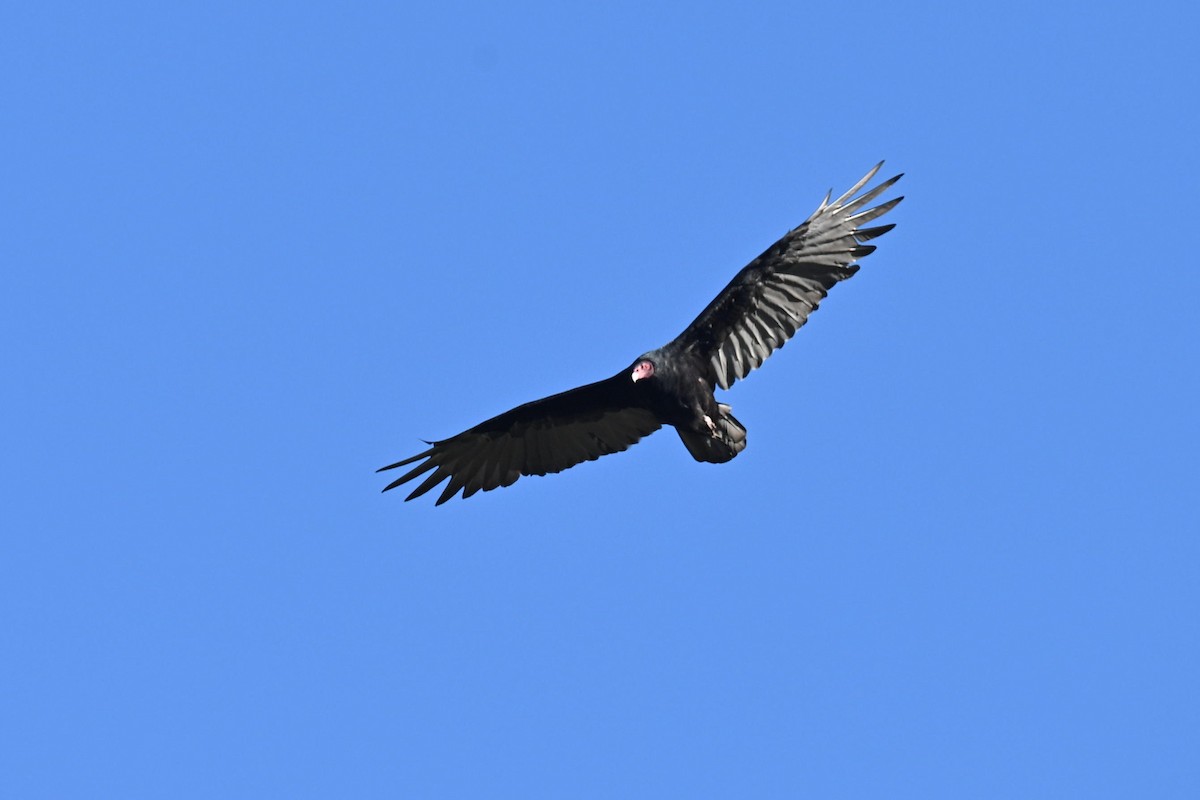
left=380, top=163, right=902, bottom=504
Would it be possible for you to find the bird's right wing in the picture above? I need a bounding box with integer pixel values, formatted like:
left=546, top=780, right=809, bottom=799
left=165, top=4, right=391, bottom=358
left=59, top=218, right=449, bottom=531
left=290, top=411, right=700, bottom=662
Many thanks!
left=673, top=163, right=902, bottom=390
left=378, top=374, right=661, bottom=505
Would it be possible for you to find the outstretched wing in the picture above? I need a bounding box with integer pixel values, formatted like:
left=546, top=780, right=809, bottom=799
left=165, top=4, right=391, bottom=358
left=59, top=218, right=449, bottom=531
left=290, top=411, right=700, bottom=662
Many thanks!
left=378, top=374, right=662, bottom=505
left=674, top=163, right=903, bottom=390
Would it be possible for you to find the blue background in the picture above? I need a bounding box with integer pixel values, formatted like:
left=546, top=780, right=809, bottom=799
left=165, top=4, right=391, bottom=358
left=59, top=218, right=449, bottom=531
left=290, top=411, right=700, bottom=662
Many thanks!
left=4, top=1, right=1198, bottom=797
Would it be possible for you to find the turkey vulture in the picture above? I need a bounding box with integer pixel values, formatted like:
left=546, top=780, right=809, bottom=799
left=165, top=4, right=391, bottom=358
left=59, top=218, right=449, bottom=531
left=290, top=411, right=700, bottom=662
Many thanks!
left=380, top=163, right=902, bottom=504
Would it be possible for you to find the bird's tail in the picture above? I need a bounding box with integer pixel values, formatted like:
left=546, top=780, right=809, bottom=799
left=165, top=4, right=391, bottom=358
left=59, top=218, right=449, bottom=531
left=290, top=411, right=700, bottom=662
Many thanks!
left=676, top=404, right=747, bottom=463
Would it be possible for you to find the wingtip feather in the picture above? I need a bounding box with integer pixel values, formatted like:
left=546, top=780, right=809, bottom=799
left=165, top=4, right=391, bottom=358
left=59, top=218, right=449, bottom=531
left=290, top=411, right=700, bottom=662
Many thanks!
left=405, top=467, right=452, bottom=502
left=831, top=162, right=884, bottom=207
left=378, top=441, right=437, bottom=473
left=380, top=455, right=438, bottom=493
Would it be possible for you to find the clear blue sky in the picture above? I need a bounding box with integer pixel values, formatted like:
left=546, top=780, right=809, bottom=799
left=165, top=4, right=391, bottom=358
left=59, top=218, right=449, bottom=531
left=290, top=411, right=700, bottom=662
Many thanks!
left=3, top=1, right=1198, bottom=797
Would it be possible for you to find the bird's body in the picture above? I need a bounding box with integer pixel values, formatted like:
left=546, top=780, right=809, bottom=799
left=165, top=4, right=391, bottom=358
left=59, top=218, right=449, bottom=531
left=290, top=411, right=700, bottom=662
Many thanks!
left=380, top=164, right=903, bottom=504
left=634, top=346, right=709, bottom=430
left=634, top=344, right=746, bottom=463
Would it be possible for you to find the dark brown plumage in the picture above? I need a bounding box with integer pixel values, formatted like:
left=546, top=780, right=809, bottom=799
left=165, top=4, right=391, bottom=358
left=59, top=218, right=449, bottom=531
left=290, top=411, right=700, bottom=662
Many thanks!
left=380, top=163, right=903, bottom=504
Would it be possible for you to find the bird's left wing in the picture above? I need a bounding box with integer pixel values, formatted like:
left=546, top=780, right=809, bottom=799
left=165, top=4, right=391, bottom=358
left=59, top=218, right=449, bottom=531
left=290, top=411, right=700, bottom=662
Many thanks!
left=378, top=373, right=661, bottom=505
left=673, top=163, right=903, bottom=390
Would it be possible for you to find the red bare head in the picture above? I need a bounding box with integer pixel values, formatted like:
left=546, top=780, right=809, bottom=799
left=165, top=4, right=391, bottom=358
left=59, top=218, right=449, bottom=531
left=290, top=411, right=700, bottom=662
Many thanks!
left=631, top=360, right=655, bottom=383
